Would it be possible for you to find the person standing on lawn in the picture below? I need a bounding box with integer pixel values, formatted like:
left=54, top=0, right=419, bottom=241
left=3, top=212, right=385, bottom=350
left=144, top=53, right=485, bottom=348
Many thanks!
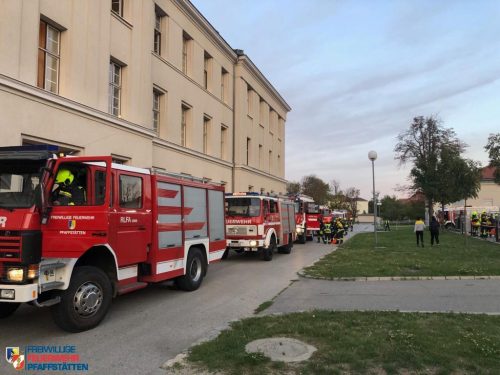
left=414, top=217, right=425, bottom=247
left=430, top=216, right=440, bottom=246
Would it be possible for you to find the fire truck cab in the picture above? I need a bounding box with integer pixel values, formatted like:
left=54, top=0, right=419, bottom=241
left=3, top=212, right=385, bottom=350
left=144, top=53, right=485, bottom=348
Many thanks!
left=0, top=146, right=226, bottom=332
left=291, top=194, right=322, bottom=243
left=224, top=192, right=296, bottom=261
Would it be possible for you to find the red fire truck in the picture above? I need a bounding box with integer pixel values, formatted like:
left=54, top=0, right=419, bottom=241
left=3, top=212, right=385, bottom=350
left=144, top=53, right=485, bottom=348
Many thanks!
left=291, top=194, right=322, bottom=243
left=224, top=192, right=296, bottom=261
left=0, top=146, right=226, bottom=332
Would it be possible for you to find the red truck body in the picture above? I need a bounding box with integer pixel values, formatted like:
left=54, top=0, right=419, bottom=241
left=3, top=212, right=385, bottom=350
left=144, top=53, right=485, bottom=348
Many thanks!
left=291, top=194, right=323, bottom=243
left=224, top=192, right=296, bottom=261
left=0, top=147, right=225, bottom=331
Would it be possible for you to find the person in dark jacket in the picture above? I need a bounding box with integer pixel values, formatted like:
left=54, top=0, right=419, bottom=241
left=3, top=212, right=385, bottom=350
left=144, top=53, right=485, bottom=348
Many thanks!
left=430, top=216, right=440, bottom=246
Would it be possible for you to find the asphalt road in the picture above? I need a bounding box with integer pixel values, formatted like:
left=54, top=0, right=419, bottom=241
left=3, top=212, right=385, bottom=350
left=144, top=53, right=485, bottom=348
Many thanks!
left=0, top=240, right=334, bottom=375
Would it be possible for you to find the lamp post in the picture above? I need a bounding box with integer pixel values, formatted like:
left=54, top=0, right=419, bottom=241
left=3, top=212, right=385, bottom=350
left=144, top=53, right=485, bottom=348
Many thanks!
left=368, top=151, right=378, bottom=247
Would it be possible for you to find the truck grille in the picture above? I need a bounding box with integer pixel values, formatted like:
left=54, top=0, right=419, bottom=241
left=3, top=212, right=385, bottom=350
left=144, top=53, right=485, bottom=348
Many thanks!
left=226, top=225, right=257, bottom=236
left=0, top=236, right=22, bottom=262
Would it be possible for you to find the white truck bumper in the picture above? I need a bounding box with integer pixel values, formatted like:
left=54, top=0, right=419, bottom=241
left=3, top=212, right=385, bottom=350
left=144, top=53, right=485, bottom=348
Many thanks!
left=226, top=239, right=265, bottom=250
left=0, top=283, right=38, bottom=303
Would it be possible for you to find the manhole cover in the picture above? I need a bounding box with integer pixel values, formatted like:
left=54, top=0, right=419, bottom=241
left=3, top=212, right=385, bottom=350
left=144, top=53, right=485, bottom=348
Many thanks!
left=245, top=337, right=316, bottom=362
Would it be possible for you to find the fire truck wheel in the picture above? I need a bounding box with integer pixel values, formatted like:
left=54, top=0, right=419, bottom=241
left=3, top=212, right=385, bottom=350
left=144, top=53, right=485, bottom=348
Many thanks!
left=0, top=302, right=20, bottom=318
left=176, top=248, right=205, bottom=291
left=50, top=266, right=112, bottom=333
left=261, top=236, right=276, bottom=261
left=297, top=234, right=306, bottom=244
left=279, top=234, right=293, bottom=254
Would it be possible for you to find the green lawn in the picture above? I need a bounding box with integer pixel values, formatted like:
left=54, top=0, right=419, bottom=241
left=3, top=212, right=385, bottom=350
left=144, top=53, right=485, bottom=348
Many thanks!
left=187, top=311, right=500, bottom=375
left=303, top=227, right=500, bottom=278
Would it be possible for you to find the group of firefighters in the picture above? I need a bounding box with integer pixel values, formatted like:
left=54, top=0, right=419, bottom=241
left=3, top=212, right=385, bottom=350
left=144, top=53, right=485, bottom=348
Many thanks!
left=470, top=211, right=498, bottom=238
left=317, top=216, right=353, bottom=244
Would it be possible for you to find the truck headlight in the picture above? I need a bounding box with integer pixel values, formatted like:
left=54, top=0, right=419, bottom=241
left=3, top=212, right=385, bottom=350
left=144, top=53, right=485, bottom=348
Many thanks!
left=0, top=289, right=15, bottom=300
left=296, top=227, right=304, bottom=234
left=249, top=240, right=257, bottom=247
left=27, top=265, right=39, bottom=279
left=7, top=268, right=24, bottom=282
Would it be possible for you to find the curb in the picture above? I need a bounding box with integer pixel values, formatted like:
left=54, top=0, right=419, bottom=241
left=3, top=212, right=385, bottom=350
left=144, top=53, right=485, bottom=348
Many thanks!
left=297, top=271, right=500, bottom=282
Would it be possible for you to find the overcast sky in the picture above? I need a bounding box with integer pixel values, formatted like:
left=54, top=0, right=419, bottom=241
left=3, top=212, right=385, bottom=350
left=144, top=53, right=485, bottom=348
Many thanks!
left=192, top=0, right=500, bottom=199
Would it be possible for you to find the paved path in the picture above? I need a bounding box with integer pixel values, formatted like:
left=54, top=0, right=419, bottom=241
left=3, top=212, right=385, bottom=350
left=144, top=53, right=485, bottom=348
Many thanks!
left=263, top=277, right=500, bottom=315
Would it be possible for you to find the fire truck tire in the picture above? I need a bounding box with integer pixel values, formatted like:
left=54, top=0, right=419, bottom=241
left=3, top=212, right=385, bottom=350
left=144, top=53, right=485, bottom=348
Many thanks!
left=297, top=234, right=306, bottom=244
left=0, top=302, right=20, bottom=318
left=50, top=266, right=112, bottom=333
left=261, top=236, right=276, bottom=261
left=176, top=248, right=205, bottom=291
left=278, top=234, right=293, bottom=254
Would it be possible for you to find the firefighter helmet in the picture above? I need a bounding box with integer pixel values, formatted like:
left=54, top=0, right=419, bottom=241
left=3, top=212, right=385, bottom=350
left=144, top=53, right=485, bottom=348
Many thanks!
left=55, top=168, right=74, bottom=185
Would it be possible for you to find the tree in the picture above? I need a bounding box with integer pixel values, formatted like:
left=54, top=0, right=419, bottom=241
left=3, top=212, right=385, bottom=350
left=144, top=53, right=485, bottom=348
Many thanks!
left=394, top=115, right=465, bottom=220
left=286, top=181, right=301, bottom=195
left=345, top=187, right=360, bottom=220
left=432, top=146, right=481, bottom=217
left=485, top=133, right=500, bottom=184
left=301, top=175, right=330, bottom=205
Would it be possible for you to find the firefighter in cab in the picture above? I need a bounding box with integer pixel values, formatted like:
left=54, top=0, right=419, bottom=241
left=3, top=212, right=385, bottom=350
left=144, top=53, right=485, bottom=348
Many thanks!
left=52, top=168, right=86, bottom=206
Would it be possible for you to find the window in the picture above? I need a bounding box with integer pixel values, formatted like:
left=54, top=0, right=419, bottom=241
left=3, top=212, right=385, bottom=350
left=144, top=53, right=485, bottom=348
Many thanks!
left=277, top=154, right=281, bottom=174
left=204, top=52, right=212, bottom=90
left=38, top=20, right=61, bottom=93
left=259, top=99, right=266, bottom=125
left=94, top=171, right=106, bottom=205
left=203, top=116, right=211, bottom=154
left=269, top=150, right=272, bottom=172
left=182, top=32, right=192, bottom=75
left=221, top=68, right=228, bottom=102
left=247, top=86, right=253, bottom=115
left=111, top=0, right=123, bottom=17
left=119, top=175, right=142, bottom=208
left=270, top=200, right=278, bottom=213
left=153, top=90, right=162, bottom=133
left=154, top=11, right=162, bottom=54
left=269, top=109, right=275, bottom=134
left=181, top=104, right=190, bottom=147
left=221, top=125, right=227, bottom=159
left=246, top=137, right=251, bottom=165
left=258, top=144, right=263, bottom=169
left=109, top=61, right=122, bottom=116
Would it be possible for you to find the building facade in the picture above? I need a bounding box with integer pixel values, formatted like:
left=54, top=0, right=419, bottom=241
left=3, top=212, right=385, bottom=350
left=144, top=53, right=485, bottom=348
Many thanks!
left=0, top=0, right=290, bottom=193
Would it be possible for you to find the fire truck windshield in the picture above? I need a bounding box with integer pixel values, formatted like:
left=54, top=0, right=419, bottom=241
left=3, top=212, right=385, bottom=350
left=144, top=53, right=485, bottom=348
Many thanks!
left=226, top=197, right=261, bottom=217
left=0, top=160, right=42, bottom=209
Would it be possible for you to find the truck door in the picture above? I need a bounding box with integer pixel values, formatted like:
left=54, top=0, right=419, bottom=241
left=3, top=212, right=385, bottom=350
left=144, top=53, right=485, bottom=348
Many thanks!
left=109, top=171, right=151, bottom=266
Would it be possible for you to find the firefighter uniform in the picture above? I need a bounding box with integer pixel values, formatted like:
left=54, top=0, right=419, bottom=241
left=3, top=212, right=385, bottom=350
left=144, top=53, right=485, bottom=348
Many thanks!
left=323, top=222, right=332, bottom=244
left=52, top=169, right=86, bottom=206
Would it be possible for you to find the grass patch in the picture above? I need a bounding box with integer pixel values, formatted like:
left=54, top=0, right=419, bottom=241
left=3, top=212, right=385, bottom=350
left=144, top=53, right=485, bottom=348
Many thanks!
left=304, top=227, right=500, bottom=278
left=187, top=311, right=500, bottom=374
left=254, top=300, right=274, bottom=314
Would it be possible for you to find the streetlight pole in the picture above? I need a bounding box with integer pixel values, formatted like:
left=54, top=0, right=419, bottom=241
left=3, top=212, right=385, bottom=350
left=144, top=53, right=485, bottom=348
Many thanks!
left=368, top=151, right=378, bottom=247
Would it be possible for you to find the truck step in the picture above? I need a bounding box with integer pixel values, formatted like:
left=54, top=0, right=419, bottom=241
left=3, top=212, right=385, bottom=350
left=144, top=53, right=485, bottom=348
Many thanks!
left=117, top=282, right=148, bottom=295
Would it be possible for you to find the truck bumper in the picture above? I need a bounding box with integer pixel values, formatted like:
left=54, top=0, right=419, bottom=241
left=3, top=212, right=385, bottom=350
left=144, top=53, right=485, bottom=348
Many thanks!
left=226, top=239, right=265, bottom=249
left=0, top=283, right=38, bottom=303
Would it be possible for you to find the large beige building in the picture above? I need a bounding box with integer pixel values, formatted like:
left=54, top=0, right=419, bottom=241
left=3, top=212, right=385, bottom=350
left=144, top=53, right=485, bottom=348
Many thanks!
left=0, top=0, right=290, bottom=194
